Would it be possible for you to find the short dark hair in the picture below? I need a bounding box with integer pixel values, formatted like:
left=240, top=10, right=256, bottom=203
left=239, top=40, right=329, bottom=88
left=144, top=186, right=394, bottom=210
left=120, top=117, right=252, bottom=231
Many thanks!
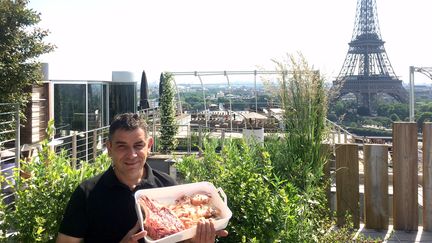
left=109, top=113, right=148, bottom=140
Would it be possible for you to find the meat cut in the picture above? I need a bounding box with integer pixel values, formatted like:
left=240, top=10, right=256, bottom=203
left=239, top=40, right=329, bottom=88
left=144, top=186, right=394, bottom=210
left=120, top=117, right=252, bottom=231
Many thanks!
left=137, top=192, right=220, bottom=240
left=137, top=195, right=185, bottom=240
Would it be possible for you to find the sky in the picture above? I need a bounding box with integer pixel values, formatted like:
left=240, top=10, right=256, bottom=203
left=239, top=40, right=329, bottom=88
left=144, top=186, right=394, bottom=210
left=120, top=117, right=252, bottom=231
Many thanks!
left=28, top=0, right=432, bottom=85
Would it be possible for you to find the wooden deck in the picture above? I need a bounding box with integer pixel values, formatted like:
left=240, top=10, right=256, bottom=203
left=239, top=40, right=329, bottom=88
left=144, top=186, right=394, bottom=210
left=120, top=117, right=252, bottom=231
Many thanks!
left=355, top=224, right=432, bottom=242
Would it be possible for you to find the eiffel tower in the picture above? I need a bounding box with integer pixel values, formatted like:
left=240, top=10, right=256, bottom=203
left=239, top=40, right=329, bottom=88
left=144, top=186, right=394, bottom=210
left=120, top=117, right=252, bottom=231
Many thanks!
left=331, top=0, right=408, bottom=113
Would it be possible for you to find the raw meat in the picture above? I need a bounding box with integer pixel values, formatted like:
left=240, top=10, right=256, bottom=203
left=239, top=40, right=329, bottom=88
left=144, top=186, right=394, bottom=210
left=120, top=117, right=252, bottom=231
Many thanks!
left=138, top=192, right=220, bottom=240
left=137, top=195, right=185, bottom=240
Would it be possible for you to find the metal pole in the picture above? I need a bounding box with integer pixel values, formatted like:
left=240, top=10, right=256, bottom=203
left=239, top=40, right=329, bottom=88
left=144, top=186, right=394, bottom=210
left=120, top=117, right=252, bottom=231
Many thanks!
left=198, top=125, right=202, bottom=156
left=72, top=132, right=77, bottom=168
left=85, top=83, right=89, bottom=162
left=225, top=72, right=233, bottom=132
left=254, top=70, right=258, bottom=113
left=409, top=66, right=415, bottom=122
left=187, top=124, right=191, bottom=154
left=197, top=74, right=208, bottom=128
left=15, top=103, right=20, bottom=170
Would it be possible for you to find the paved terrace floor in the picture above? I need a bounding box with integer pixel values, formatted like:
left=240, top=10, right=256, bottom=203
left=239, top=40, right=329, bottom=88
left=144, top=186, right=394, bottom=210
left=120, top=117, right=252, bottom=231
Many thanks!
left=355, top=224, right=432, bottom=242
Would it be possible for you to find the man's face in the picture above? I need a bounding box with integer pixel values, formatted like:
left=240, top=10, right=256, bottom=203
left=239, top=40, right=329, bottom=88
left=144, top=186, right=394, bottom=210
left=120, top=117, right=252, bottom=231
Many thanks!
left=106, top=128, right=153, bottom=176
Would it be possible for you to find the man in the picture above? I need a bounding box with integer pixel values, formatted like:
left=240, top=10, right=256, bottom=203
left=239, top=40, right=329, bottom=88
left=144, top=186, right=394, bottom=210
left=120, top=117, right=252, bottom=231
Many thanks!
left=57, top=113, right=227, bottom=243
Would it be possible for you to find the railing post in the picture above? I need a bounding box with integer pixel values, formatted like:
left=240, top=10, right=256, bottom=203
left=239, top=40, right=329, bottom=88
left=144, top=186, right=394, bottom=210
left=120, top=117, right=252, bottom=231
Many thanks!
left=152, top=117, right=156, bottom=152
left=187, top=125, right=191, bottom=155
left=221, top=129, right=225, bottom=151
left=364, top=144, right=389, bottom=230
left=14, top=103, right=20, bottom=171
left=92, top=130, right=97, bottom=161
left=198, top=125, right=203, bottom=155
left=321, top=143, right=332, bottom=211
left=335, top=143, right=359, bottom=228
left=393, top=122, right=418, bottom=231
left=72, top=132, right=77, bottom=169
left=423, top=122, right=432, bottom=231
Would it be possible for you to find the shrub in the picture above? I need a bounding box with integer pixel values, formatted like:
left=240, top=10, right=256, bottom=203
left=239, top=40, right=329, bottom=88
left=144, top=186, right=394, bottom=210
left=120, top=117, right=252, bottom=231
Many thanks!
left=0, top=140, right=110, bottom=242
left=176, top=139, right=337, bottom=242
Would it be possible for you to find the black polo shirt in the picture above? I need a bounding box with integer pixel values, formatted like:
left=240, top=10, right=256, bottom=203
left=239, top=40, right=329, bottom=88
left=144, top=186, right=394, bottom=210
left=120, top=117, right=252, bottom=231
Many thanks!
left=59, top=163, right=177, bottom=243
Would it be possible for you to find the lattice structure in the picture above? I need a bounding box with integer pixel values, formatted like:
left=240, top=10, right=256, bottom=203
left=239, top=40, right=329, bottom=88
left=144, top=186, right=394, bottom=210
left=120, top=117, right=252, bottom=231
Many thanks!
left=331, top=0, right=408, bottom=112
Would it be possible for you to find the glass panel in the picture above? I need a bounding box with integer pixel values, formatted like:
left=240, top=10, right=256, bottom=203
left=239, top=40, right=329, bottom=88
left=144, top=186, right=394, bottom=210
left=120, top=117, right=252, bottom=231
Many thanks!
left=103, top=84, right=108, bottom=126
left=88, top=84, right=104, bottom=130
left=109, top=83, right=136, bottom=122
left=54, top=84, right=86, bottom=134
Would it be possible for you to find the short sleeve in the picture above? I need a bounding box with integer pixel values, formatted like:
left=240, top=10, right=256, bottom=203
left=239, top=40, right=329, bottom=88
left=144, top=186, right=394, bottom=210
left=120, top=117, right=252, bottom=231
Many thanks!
left=58, top=186, right=88, bottom=238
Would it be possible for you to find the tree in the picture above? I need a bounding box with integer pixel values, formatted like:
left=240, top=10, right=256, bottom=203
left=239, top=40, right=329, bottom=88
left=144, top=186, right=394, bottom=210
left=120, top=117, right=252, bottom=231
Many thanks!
left=417, top=112, right=432, bottom=128
left=159, top=72, right=178, bottom=153
left=357, top=106, right=370, bottom=116
left=389, top=113, right=400, bottom=122
left=0, top=0, right=55, bottom=109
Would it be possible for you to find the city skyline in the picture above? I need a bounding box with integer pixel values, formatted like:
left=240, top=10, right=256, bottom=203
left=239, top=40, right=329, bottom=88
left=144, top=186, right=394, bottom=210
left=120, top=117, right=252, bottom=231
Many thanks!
left=29, top=0, right=432, bottom=85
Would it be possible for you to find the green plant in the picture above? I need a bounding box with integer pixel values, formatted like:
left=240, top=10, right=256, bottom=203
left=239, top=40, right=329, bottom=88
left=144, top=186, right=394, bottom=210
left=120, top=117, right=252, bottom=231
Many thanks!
left=176, top=139, right=341, bottom=242
left=269, top=54, right=329, bottom=190
left=0, top=0, right=55, bottom=117
left=0, top=140, right=110, bottom=242
left=159, top=72, right=178, bottom=153
left=176, top=139, right=294, bottom=242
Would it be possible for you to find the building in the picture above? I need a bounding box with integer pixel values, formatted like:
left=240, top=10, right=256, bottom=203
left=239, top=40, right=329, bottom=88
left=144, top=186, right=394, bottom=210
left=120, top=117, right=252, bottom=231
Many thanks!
left=21, top=66, right=137, bottom=144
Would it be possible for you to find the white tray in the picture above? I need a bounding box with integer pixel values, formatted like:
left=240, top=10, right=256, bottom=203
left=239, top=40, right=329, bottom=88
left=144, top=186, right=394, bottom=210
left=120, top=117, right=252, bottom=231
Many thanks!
left=134, top=181, right=232, bottom=243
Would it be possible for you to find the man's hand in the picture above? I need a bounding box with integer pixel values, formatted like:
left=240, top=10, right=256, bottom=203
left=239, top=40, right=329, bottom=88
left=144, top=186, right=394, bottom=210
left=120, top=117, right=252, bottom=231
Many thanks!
left=190, top=219, right=228, bottom=243
left=120, top=222, right=147, bottom=243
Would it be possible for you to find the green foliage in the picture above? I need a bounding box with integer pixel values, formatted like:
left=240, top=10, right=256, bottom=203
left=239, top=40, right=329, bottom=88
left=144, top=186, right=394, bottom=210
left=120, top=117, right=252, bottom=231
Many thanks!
left=376, top=102, right=408, bottom=121
left=389, top=113, right=400, bottom=122
left=329, top=100, right=357, bottom=122
left=0, top=140, right=110, bottom=242
left=159, top=72, right=178, bottom=153
left=181, top=92, right=204, bottom=111
left=357, top=106, right=370, bottom=116
left=271, top=54, right=328, bottom=190
left=176, top=139, right=354, bottom=242
left=417, top=112, right=432, bottom=129
left=0, top=0, right=55, bottom=107
left=347, top=127, right=392, bottom=137
left=176, top=140, right=296, bottom=242
left=418, top=102, right=432, bottom=113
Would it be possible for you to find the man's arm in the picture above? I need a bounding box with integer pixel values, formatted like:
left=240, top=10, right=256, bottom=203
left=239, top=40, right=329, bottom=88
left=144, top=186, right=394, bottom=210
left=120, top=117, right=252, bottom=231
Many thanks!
left=56, top=233, right=83, bottom=243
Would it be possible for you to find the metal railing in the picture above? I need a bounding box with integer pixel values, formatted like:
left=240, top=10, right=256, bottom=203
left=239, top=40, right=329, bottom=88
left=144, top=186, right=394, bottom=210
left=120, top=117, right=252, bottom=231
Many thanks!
left=0, top=103, right=20, bottom=205
left=51, top=126, right=110, bottom=166
left=326, top=118, right=362, bottom=144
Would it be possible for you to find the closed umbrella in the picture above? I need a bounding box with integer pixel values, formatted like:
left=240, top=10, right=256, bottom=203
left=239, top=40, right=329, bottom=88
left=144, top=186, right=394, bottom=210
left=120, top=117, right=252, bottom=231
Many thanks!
left=139, top=70, right=150, bottom=109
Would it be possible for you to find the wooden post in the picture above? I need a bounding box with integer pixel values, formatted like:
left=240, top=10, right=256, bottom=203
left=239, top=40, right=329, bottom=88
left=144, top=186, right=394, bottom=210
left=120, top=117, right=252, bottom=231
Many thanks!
left=393, top=122, right=418, bottom=231
left=423, top=122, right=432, bottom=231
left=335, top=143, right=359, bottom=228
left=364, top=144, right=389, bottom=230
left=92, top=130, right=97, bottom=161
left=71, top=132, right=77, bottom=168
